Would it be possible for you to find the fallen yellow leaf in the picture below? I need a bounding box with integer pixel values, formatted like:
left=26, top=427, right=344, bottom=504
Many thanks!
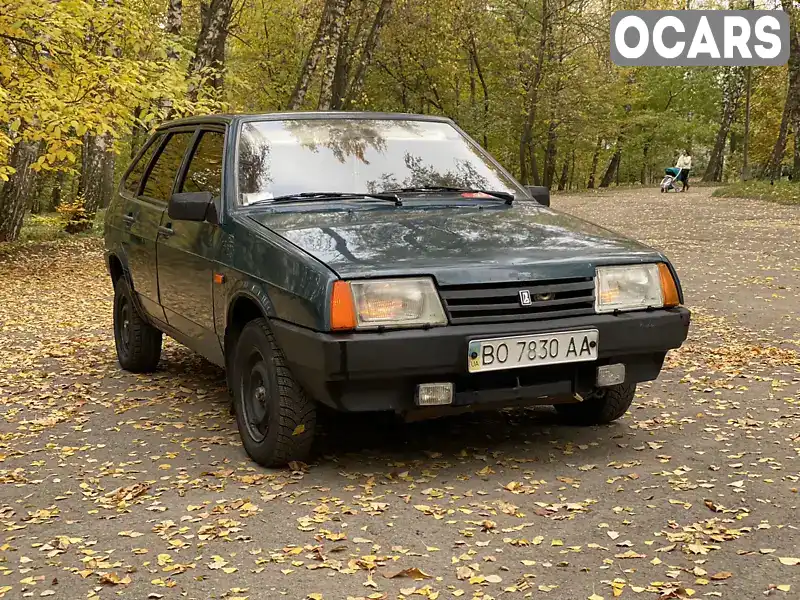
left=382, top=567, right=432, bottom=580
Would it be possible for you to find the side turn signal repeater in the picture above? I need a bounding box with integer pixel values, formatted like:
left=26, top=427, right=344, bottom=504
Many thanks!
left=330, top=281, right=357, bottom=331
left=658, top=263, right=680, bottom=308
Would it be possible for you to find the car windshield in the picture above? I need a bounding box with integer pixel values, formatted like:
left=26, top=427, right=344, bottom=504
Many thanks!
left=235, top=118, right=523, bottom=205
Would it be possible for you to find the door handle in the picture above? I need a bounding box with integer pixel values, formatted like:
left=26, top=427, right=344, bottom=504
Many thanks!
left=122, top=213, right=135, bottom=225
left=158, top=224, right=174, bottom=237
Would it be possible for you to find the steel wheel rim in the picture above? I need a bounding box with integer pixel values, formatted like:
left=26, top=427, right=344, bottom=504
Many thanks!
left=240, top=347, right=271, bottom=443
left=116, top=294, right=132, bottom=355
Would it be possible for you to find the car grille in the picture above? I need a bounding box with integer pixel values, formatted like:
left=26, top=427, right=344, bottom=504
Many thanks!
left=438, top=277, right=596, bottom=325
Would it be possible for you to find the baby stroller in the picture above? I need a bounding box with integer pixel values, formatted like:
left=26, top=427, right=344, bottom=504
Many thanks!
left=660, top=167, right=684, bottom=193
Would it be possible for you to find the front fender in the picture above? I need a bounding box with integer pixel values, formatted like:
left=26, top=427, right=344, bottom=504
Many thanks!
left=215, top=279, right=277, bottom=338
left=214, top=220, right=335, bottom=333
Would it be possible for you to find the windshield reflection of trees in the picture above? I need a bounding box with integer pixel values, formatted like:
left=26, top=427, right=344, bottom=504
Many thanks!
left=238, top=124, right=273, bottom=196
left=237, top=119, right=515, bottom=199
left=366, top=153, right=490, bottom=192
left=283, top=119, right=417, bottom=163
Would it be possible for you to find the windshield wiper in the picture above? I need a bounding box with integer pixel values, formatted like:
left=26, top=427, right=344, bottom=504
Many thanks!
left=386, top=186, right=514, bottom=205
left=269, top=191, right=403, bottom=206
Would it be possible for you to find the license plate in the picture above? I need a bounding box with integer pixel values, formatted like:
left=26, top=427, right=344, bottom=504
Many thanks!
left=467, top=329, right=599, bottom=373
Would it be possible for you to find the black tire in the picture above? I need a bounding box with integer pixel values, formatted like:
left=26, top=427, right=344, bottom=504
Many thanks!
left=232, top=318, right=316, bottom=467
left=555, top=383, right=636, bottom=425
left=113, top=278, right=162, bottom=373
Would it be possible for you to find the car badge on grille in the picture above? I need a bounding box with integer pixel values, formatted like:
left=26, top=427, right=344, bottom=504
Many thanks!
left=519, top=290, right=532, bottom=306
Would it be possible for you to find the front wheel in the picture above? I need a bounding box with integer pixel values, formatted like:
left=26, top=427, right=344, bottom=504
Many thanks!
left=554, top=383, right=636, bottom=425
left=232, top=318, right=316, bottom=468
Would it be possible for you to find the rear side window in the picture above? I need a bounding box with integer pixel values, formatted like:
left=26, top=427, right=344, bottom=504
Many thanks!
left=124, top=134, right=163, bottom=194
left=142, top=131, right=194, bottom=201
left=180, top=131, right=224, bottom=200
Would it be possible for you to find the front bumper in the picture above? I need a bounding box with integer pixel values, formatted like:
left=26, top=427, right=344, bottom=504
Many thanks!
left=271, top=307, right=691, bottom=413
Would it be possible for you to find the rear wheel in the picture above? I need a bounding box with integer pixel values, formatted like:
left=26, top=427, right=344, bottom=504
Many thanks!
left=113, top=278, right=162, bottom=372
left=555, top=383, right=635, bottom=425
left=232, top=318, right=316, bottom=467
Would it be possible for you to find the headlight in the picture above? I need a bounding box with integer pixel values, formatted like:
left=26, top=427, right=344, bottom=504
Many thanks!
left=595, top=264, right=679, bottom=313
left=330, top=278, right=447, bottom=330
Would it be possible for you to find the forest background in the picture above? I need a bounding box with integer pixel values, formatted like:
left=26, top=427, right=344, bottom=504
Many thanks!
left=0, top=0, right=798, bottom=242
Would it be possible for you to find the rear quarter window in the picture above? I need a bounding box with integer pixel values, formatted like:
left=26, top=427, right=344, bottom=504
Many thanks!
left=123, top=134, right=164, bottom=194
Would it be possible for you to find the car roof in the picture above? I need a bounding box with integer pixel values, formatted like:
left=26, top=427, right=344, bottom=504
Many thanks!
left=156, top=111, right=456, bottom=130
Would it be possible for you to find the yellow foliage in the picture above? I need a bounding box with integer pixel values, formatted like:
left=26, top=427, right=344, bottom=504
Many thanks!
left=56, top=197, right=87, bottom=223
left=0, top=0, right=224, bottom=172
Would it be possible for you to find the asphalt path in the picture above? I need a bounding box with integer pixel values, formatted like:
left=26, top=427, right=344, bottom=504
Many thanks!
left=1, top=186, right=798, bottom=600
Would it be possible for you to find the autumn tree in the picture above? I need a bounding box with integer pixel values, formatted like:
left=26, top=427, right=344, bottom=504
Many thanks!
left=760, top=0, right=799, bottom=181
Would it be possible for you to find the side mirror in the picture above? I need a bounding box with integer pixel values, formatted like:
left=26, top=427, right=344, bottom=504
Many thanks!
left=525, top=185, right=550, bottom=207
left=168, top=191, right=215, bottom=223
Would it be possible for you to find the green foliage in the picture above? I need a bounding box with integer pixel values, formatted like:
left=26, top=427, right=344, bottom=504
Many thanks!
left=3, top=209, right=105, bottom=254
left=0, top=0, right=795, bottom=215
left=712, top=180, right=800, bottom=205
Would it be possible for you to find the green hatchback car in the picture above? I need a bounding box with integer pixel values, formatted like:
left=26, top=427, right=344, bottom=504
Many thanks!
left=104, top=112, right=690, bottom=467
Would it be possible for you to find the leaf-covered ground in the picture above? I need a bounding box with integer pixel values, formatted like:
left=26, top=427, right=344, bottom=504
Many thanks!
left=1, top=187, right=798, bottom=600
left=712, top=181, right=800, bottom=206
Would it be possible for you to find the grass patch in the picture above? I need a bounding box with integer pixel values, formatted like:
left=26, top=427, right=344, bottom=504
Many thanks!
left=712, top=180, right=800, bottom=205
left=22, top=208, right=105, bottom=242
left=0, top=209, right=105, bottom=258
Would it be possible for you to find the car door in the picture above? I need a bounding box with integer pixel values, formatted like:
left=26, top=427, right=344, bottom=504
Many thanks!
left=131, top=129, right=196, bottom=322
left=156, top=127, right=226, bottom=364
left=108, top=133, right=164, bottom=315
left=116, top=132, right=170, bottom=322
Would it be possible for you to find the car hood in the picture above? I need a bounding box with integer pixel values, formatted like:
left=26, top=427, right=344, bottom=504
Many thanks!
left=248, top=204, right=664, bottom=285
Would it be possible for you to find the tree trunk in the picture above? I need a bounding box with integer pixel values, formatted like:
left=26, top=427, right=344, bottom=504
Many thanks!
left=329, top=3, right=354, bottom=111
left=288, top=0, right=336, bottom=109
left=742, top=65, right=752, bottom=180
left=468, top=49, right=476, bottom=110
left=543, top=121, right=557, bottom=188
left=101, top=145, right=116, bottom=209
left=30, top=172, right=44, bottom=214
left=599, top=137, right=622, bottom=188
left=794, top=116, right=800, bottom=181
left=318, top=0, right=348, bottom=110
left=760, top=94, right=792, bottom=180
left=187, top=0, right=233, bottom=102
left=641, top=143, right=649, bottom=185
left=761, top=2, right=798, bottom=180
left=342, top=0, right=393, bottom=108
left=703, top=66, right=746, bottom=182
left=519, top=0, right=549, bottom=184
left=66, top=134, right=110, bottom=234
left=211, top=5, right=228, bottom=91
left=468, top=34, right=490, bottom=149
left=159, top=0, right=183, bottom=117
left=530, top=151, right=541, bottom=186
left=51, top=170, right=65, bottom=209
left=568, top=148, right=575, bottom=190
left=587, top=137, right=601, bottom=189
left=165, top=0, right=182, bottom=59
left=0, top=140, right=40, bottom=242
left=557, top=156, right=568, bottom=191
